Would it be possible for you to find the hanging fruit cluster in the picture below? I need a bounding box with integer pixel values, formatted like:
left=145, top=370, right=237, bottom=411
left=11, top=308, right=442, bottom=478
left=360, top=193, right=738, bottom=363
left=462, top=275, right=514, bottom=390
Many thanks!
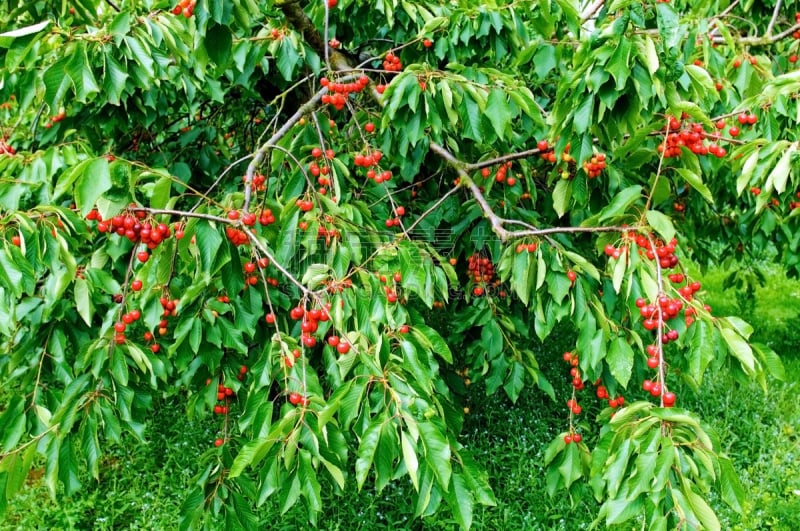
left=320, top=75, right=370, bottom=110
left=383, top=52, right=403, bottom=72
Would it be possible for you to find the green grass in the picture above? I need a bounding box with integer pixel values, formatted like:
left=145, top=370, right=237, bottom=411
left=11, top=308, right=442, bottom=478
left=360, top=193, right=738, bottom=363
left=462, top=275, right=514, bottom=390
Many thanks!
left=3, top=267, right=800, bottom=530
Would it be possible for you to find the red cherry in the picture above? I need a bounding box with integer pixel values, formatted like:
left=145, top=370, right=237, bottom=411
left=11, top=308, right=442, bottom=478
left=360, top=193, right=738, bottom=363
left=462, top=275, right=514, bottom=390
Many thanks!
left=423, top=39, right=432, bottom=48
left=728, top=126, right=740, bottom=137
left=336, top=342, right=351, bottom=354
left=663, top=392, right=676, bottom=407
left=289, top=392, right=302, bottom=405
left=214, top=438, right=224, bottom=447
left=572, top=433, right=582, bottom=443
left=137, top=251, right=149, bottom=263
left=227, top=210, right=240, bottom=220
left=265, top=313, right=275, bottom=323
left=364, top=122, right=375, bottom=133
left=131, top=280, right=143, bottom=291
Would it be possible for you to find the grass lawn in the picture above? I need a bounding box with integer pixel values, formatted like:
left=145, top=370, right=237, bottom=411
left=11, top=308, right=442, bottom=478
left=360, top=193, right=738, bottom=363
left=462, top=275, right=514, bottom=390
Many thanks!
left=2, top=266, right=799, bottom=530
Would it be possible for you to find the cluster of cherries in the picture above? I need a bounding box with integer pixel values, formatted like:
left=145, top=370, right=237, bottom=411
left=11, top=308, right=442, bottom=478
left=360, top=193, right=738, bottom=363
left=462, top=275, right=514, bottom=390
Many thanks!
left=537, top=140, right=563, bottom=164
left=594, top=383, right=625, bottom=409
left=0, top=138, right=15, bottom=155
left=171, top=0, right=195, bottom=17
left=353, top=149, right=394, bottom=185
left=242, top=257, right=270, bottom=287
left=43, top=110, right=67, bottom=129
left=379, top=271, right=402, bottom=303
left=657, top=114, right=755, bottom=159
left=288, top=303, right=332, bottom=349
left=635, top=296, right=686, bottom=335
left=467, top=253, right=497, bottom=296
left=113, top=308, right=142, bottom=345
left=515, top=241, right=538, bottom=253
left=326, top=334, right=352, bottom=355
left=91, top=209, right=177, bottom=262
left=385, top=205, right=405, bottom=228
left=632, top=233, right=680, bottom=270
left=288, top=392, right=310, bottom=407
left=383, top=52, right=403, bottom=72
left=242, top=172, right=266, bottom=193
left=479, top=161, right=517, bottom=187
left=213, top=380, right=240, bottom=416
left=582, top=152, right=607, bottom=178
left=562, top=351, right=584, bottom=391
left=320, top=75, right=370, bottom=111
left=642, top=379, right=676, bottom=407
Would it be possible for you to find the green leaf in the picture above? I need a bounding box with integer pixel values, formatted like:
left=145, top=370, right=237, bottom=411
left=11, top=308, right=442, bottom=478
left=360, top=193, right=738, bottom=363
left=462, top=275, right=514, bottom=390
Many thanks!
left=685, top=483, right=721, bottom=531
left=444, top=473, right=473, bottom=529
left=419, top=421, right=451, bottom=490
left=598, top=185, right=643, bottom=222
left=0, top=20, right=50, bottom=45
left=74, top=277, right=92, bottom=326
left=645, top=210, right=676, bottom=242
left=606, top=336, right=634, bottom=388
left=573, top=95, right=594, bottom=134
left=764, top=144, right=795, bottom=194
left=687, top=319, right=716, bottom=386
left=205, top=24, right=232, bottom=73
left=719, top=326, right=756, bottom=375
left=675, top=168, right=714, bottom=203
left=194, top=221, right=224, bottom=277
left=276, top=38, right=300, bottom=81
left=75, top=158, right=111, bottom=217
left=66, top=46, right=100, bottom=102
left=411, top=323, right=453, bottom=363
left=485, top=88, right=511, bottom=140
left=718, top=456, right=745, bottom=513
left=736, top=149, right=760, bottom=195
left=401, top=431, right=419, bottom=491
left=355, top=417, right=383, bottom=489
left=656, top=2, right=681, bottom=51
left=553, top=179, right=572, bottom=218
left=558, top=442, right=583, bottom=489
left=606, top=39, right=632, bottom=90
left=103, top=54, right=129, bottom=106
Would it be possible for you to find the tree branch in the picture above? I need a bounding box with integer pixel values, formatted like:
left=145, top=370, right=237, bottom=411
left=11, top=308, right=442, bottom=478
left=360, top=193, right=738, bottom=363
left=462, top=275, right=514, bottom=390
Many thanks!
left=766, top=0, right=782, bottom=37
left=711, top=21, right=800, bottom=45
left=580, top=0, right=604, bottom=24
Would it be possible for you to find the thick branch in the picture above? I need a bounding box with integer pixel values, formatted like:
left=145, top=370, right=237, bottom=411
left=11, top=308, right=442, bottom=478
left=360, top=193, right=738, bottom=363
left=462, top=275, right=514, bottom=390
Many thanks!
left=711, top=22, right=800, bottom=45
left=276, top=0, right=350, bottom=70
